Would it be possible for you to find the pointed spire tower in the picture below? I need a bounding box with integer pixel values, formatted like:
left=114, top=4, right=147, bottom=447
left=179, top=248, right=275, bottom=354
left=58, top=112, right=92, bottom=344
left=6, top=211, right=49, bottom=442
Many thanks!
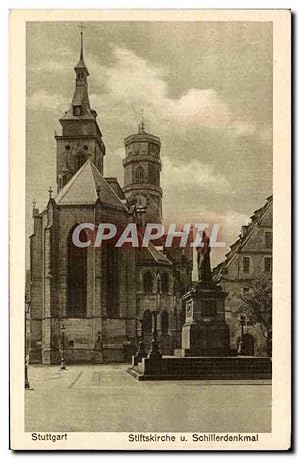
left=72, top=22, right=90, bottom=113
left=55, top=23, right=106, bottom=192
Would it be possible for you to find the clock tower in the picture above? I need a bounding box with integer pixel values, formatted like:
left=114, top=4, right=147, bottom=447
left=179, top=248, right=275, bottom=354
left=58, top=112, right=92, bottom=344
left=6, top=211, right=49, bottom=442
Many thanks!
left=123, top=119, right=162, bottom=224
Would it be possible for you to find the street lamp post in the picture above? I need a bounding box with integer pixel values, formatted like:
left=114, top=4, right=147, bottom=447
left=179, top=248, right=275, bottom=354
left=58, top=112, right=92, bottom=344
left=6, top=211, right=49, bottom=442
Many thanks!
left=238, top=315, right=246, bottom=356
left=60, top=324, right=66, bottom=370
left=148, top=273, right=162, bottom=360
left=24, top=299, right=31, bottom=389
left=134, top=319, right=147, bottom=363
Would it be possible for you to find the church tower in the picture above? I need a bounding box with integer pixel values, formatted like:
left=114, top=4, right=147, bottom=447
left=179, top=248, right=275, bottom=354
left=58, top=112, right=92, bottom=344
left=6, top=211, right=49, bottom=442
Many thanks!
left=55, top=25, right=106, bottom=192
left=123, top=117, right=162, bottom=224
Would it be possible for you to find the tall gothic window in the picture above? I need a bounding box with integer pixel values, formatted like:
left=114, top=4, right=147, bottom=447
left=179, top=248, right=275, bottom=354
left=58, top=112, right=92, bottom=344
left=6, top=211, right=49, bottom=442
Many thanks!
left=143, top=271, right=153, bottom=293
left=161, top=272, right=169, bottom=293
left=135, top=166, right=145, bottom=184
left=67, top=225, right=87, bottom=317
left=105, top=244, right=119, bottom=317
left=143, top=309, right=152, bottom=334
left=161, top=310, right=169, bottom=334
left=76, top=152, right=86, bottom=170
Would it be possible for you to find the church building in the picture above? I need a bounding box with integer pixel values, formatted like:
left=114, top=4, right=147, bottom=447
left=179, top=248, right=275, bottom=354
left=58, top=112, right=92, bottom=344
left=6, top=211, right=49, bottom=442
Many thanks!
left=29, top=31, right=193, bottom=364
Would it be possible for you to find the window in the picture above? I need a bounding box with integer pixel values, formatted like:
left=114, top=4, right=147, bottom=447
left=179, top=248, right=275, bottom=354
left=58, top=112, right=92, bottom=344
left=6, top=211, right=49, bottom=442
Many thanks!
left=59, top=174, right=68, bottom=189
left=243, top=257, right=250, bottom=273
left=143, top=271, right=153, bottom=293
left=161, top=273, right=169, bottom=294
left=73, top=106, right=81, bottom=116
left=143, top=310, right=152, bottom=334
left=76, top=152, right=86, bottom=170
left=161, top=310, right=169, bottom=334
left=135, top=166, right=145, bottom=184
left=265, top=231, right=272, bottom=248
left=264, top=257, right=272, bottom=273
left=67, top=225, right=87, bottom=317
left=243, top=287, right=250, bottom=295
left=105, top=244, right=119, bottom=317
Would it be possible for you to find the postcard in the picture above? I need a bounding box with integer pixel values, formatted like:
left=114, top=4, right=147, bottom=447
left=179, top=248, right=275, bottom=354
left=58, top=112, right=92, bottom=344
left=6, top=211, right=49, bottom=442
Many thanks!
left=10, top=9, right=291, bottom=450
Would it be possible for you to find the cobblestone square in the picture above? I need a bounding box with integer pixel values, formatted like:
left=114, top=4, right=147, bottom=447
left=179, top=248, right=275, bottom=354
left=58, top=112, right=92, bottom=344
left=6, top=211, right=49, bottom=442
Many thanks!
left=25, top=364, right=271, bottom=433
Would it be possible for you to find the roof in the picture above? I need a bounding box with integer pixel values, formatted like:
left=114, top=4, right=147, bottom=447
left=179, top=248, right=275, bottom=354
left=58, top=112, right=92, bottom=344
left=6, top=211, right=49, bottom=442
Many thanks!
left=105, top=177, right=126, bottom=200
left=212, top=195, right=273, bottom=281
left=60, top=107, right=95, bottom=121
left=55, top=159, right=128, bottom=210
left=136, top=232, right=172, bottom=266
left=145, top=243, right=173, bottom=266
left=74, top=56, right=89, bottom=73
left=71, top=85, right=90, bottom=108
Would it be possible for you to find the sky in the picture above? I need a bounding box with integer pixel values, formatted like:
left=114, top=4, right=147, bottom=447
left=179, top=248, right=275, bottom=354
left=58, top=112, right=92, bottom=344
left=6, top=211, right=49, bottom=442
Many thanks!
left=26, top=21, right=272, bottom=267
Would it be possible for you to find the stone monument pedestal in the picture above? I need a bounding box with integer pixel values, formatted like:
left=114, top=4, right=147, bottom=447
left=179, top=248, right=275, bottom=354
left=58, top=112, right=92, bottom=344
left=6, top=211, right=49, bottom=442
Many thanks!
left=181, top=281, right=230, bottom=356
left=128, top=232, right=271, bottom=382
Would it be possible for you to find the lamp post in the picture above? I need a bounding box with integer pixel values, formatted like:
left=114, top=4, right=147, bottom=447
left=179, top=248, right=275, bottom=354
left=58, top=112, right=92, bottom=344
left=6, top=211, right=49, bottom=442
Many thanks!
left=135, top=319, right=147, bottom=363
left=24, top=299, right=31, bottom=389
left=60, top=324, right=66, bottom=370
left=238, top=315, right=246, bottom=356
left=148, top=273, right=162, bottom=359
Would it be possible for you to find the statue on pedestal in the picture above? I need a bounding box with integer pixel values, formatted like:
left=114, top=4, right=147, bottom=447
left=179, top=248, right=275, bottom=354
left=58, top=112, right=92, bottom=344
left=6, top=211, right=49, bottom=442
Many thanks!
left=181, top=230, right=230, bottom=356
left=196, top=230, right=212, bottom=284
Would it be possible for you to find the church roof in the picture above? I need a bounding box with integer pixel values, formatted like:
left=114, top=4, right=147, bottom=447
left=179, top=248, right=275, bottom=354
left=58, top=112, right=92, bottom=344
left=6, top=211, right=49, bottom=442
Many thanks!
left=136, top=232, right=172, bottom=266
left=104, top=177, right=126, bottom=200
left=146, top=243, right=173, bottom=265
left=55, top=159, right=128, bottom=210
left=212, top=195, right=273, bottom=281
left=71, top=85, right=90, bottom=108
left=74, top=55, right=89, bottom=73
left=61, top=106, right=95, bottom=121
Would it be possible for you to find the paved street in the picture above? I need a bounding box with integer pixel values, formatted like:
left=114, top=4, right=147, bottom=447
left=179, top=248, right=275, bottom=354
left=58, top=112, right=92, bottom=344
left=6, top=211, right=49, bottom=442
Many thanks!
left=25, top=364, right=271, bottom=433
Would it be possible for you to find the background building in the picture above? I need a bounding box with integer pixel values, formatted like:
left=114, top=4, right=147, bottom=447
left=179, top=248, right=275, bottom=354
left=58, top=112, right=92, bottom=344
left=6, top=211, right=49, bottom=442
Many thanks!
left=212, top=196, right=273, bottom=356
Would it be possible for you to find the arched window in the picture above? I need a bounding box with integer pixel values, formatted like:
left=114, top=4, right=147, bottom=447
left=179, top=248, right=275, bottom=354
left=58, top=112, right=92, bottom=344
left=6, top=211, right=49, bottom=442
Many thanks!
left=105, top=244, right=119, bottom=318
left=161, top=272, right=169, bottom=293
left=135, top=166, right=145, bottom=184
left=143, top=309, right=152, bottom=334
left=143, top=271, right=153, bottom=293
left=67, top=225, right=87, bottom=317
left=161, top=310, right=169, bottom=335
left=58, top=174, right=63, bottom=190
left=76, top=152, right=86, bottom=170
left=59, top=173, right=68, bottom=190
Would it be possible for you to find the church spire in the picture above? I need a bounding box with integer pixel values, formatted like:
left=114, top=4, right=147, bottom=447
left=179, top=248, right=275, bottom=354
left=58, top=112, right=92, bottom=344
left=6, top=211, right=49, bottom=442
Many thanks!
left=56, top=22, right=106, bottom=189
left=67, top=22, right=91, bottom=116
left=138, top=108, right=145, bottom=134
left=80, top=22, right=84, bottom=60
left=74, top=22, right=89, bottom=75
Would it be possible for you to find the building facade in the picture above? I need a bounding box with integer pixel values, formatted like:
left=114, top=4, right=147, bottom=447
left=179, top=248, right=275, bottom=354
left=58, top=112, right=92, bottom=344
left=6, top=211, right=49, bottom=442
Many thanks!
left=29, top=34, right=192, bottom=364
left=212, top=196, right=273, bottom=356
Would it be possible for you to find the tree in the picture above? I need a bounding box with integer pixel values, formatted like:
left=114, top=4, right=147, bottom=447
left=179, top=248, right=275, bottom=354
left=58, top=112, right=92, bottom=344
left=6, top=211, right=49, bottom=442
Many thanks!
left=240, top=276, right=272, bottom=357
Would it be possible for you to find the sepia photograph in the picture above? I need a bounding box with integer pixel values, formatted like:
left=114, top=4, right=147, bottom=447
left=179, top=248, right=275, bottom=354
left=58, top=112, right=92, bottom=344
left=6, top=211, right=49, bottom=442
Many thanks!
left=9, top=9, right=291, bottom=451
